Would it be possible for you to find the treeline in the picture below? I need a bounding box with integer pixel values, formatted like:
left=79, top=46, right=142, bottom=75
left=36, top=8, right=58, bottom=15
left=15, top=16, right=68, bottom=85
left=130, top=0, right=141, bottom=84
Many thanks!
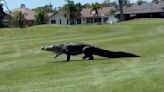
left=1, top=0, right=162, bottom=28
left=10, top=0, right=131, bottom=27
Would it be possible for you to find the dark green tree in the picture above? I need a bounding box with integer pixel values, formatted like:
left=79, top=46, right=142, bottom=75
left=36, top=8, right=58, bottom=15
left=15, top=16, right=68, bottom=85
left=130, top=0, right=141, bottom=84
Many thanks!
left=35, top=9, right=48, bottom=24
left=33, top=4, right=55, bottom=24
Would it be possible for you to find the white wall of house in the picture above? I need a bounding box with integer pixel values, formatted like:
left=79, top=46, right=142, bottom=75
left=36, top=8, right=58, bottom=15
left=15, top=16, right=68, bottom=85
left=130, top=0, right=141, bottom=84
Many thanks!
left=49, top=13, right=69, bottom=25
left=49, top=13, right=117, bottom=25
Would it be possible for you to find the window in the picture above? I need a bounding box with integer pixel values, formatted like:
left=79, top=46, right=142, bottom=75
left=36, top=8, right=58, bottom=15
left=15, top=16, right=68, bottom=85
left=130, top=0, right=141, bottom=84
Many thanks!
left=53, top=20, right=56, bottom=24
left=51, top=20, right=56, bottom=24
left=67, top=19, right=69, bottom=24
left=51, top=20, right=53, bottom=24
left=86, top=18, right=93, bottom=23
left=59, top=19, right=62, bottom=24
left=94, top=18, right=101, bottom=23
left=103, top=17, right=108, bottom=22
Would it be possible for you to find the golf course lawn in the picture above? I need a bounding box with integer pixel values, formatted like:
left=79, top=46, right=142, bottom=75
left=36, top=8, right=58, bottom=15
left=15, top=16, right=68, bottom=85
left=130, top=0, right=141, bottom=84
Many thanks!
left=0, top=18, right=164, bottom=92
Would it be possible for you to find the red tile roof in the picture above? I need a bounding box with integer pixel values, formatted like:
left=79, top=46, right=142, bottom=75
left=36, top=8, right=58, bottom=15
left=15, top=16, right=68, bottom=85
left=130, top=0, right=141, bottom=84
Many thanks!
left=13, top=7, right=36, bottom=20
left=81, top=7, right=115, bottom=18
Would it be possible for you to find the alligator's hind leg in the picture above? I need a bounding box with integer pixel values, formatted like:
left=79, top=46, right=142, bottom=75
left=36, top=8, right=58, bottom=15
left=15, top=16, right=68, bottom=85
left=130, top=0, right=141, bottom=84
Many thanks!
left=88, top=54, right=94, bottom=60
left=83, top=53, right=93, bottom=60
left=83, top=47, right=94, bottom=60
left=83, top=54, right=94, bottom=60
left=82, top=55, right=88, bottom=60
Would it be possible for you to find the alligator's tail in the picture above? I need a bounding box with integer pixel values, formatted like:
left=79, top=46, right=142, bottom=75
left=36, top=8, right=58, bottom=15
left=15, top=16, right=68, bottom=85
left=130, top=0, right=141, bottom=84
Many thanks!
left=84, top=47, right=140, bottom=58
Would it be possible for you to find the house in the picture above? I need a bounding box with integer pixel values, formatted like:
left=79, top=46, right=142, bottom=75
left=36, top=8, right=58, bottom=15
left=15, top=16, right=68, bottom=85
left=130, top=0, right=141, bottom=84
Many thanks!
left=12, top=4, right=36, bottom=26
left=115, top=1, right=164, bottom=20
left=48, top=7, right=116, bottom=25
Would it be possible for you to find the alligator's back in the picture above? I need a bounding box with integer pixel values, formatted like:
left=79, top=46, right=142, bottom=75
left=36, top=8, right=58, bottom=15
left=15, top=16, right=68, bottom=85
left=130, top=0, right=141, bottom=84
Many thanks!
left=64, top=43, right=87, bottom=55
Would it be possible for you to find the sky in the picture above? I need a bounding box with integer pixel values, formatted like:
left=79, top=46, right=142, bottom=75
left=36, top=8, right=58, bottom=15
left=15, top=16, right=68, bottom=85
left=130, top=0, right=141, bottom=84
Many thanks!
left=2, top=0, right=152, bottom=11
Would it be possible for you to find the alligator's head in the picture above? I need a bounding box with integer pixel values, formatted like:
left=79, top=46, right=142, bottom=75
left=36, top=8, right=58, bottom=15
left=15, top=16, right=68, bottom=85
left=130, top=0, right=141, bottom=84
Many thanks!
left=41, top=45, right=54, bottom=51
left=41, top=44, right=64, bottom=54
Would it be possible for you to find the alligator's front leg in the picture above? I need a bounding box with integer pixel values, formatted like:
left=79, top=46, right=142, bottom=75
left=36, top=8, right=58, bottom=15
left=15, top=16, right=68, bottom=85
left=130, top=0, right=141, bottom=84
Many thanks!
left=54, top=53, right=62, bottom=58
left=54, top=54, right=59, bottom=58
left=66, top=53, right=71, bottom=62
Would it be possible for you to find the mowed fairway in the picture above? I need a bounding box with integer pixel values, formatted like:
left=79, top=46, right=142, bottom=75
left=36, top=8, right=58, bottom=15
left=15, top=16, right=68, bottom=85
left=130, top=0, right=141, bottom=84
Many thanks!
left=0, top=19, right=164, bottom=92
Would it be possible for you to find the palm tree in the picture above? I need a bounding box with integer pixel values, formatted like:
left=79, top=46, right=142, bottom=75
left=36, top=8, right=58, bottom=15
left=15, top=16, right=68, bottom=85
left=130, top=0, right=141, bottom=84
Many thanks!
left=91, top=3, right=102, bottom=16
left=62, top=0, right=76, bottom=24
left=75, top=3, right=82, bottom=24
left=90, top=3, right=102, bottom=24
left=62, top=0, right=82, bottom=24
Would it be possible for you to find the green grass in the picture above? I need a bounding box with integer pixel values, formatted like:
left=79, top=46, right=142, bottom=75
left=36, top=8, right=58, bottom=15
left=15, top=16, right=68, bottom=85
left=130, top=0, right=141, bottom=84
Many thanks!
left=0, top=18, right=164, bottom=92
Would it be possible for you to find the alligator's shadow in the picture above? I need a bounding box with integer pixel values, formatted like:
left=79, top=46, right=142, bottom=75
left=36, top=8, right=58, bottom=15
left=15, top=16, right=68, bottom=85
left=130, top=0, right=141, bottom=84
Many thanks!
left=50, top=56, right=140, bottom=63
left=50, top=58, right=106, bottom=63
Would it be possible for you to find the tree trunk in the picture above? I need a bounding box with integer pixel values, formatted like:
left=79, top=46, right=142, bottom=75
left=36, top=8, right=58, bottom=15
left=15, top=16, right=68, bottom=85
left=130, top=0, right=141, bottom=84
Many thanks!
left=118, top=0, right=124, bottom=21
left=18, top=12, right=23, bottom=28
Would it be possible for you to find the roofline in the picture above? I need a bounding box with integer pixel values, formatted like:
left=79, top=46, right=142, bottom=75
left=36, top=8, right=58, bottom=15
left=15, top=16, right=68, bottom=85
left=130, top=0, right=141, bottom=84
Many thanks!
left=116, top=11, right=164, bottom=15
